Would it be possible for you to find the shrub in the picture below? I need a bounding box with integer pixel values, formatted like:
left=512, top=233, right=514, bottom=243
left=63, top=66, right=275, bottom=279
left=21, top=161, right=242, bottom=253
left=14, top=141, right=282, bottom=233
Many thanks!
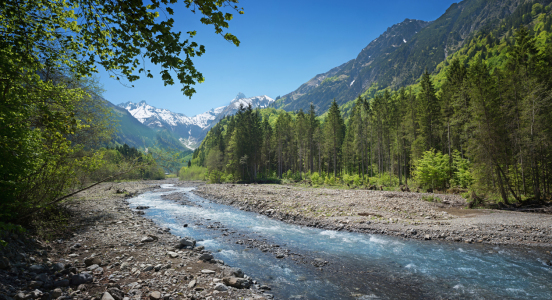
left=209, top=170, right=224, bottom=183
left=353, top=174, right=362, bottom=186
left=311, top=172, right=320, bottom=184
left=414, top=149, right=451, bottom=190
left=178, top=165, right=208, bottom=181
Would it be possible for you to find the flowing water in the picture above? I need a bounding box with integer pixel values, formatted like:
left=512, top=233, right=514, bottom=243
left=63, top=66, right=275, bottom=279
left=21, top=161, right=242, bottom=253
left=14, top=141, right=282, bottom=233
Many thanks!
left=128, top=185, right=552, bottom=299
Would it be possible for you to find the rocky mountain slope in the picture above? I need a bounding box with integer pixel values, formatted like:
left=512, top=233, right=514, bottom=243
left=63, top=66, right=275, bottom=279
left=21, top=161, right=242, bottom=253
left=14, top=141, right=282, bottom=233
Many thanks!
left=275, top=0, right=525, bottom=113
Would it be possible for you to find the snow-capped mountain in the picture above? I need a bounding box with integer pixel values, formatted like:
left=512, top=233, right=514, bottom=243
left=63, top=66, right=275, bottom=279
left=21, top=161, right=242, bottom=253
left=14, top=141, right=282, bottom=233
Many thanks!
left=118, top=93, right=274, bottom=150
left=211, top=93, right=274, bottom=125
left=119, top=100, right=224, bottom=130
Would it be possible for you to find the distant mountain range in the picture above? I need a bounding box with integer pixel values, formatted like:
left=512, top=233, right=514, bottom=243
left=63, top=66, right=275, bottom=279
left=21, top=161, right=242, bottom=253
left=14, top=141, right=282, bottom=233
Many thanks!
left=116, top=93, right=274, bottom=150
left=275, top=0, right=527, bottom=113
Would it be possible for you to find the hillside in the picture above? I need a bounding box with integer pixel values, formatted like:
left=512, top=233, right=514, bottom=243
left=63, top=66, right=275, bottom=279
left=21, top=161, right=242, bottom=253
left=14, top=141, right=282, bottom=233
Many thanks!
left=275, top=0, right=527, bottom=113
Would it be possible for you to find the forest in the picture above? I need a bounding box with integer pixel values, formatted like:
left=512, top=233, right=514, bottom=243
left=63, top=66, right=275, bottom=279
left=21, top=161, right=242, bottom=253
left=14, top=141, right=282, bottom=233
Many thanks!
left=192, top=26, right=552, bottom=205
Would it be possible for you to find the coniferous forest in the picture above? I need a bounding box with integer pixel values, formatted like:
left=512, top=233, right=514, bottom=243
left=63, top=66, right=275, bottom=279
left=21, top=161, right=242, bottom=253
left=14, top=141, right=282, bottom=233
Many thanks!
left=192, top=26, right=552, bottom=205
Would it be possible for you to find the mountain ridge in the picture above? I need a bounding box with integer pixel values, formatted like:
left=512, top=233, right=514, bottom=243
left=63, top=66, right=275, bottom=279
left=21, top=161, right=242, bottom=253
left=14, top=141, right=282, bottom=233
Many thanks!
left=275, top=0, right=526, bottom=113
left=118, top=93, right=274, bottom=149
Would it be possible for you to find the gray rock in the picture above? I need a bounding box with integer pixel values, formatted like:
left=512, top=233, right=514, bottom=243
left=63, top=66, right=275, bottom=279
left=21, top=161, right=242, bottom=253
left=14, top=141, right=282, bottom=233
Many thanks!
left=223, top=277, right=250, bottom=289
left=84, top=257, right=101, bottom=267
left=120, top=262, right=130, bottom=271
left=107, top=288, right=124, bottom=300
left=0, top=256, right=11, bottom=270
left=143, top=265, right=154, bottom=272
left=187, top=280, right=196, bottom=288
left=166, top=252, right=178, bottom=258
left=29, top=265, right=45, bottom=272
left=28, top=281, right=43, bottom=288
left=424, top=235, right=431, bottom=240
left=200, top=269, right=215, bottom=274
left=53, top=279, right=70, bottom=287
left=52, top=263, right=64, bottom=271
left=29, top=290, right=42, bottom=299
left=14, top=293, right=25, bottom=300
left=224, top=267, right=244, bottom=278
left=70, top=273, right=93, bottom=285
left=50, top=289, right=62, bottom=299
left=35, top=273, right=49, bottom=282
left=179, top=237, right=196, bottom=248
left=214, top=283, right=228, bottom=291
left=149, top=291, right=161, bottom=300
left=87, top=264, right=99, bottom=271
left=198, top=253, right=213, bottom=261
left=140, top=236, right=156, bottom=243
left=101, top=292, right=115, bottom=300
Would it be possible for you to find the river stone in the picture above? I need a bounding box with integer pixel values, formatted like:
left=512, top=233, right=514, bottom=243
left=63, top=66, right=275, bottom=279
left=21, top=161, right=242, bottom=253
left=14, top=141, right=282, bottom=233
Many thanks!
left=143, top=265, right=154, bottom=272
left=187, top=280, right=196, bottom=288
left=149, top=291, right=161, bottom=300
left=201, top=269, right=215, bottom=274
left=28, top=281, right=42, bottom=288
left=29, top=264, right=45, bottom=272
left=70, top=273, right=93, bottom=285
left=51, top=289, right=62, bottom=299
left=214, top=283, right=228, bottom=291
left=84, top=257, right=101, bottom=267
left=223, top=277, right=250, bottom=289
left=166, top=251, right=179, bottom=258
left=141, top=236, right=156, bottom=243
left=35, top=273, right=49, bottom=282
left=179, top=237, right=196, bottom=248
left=120, top=262, right=131, bottom=271
left=0, top=257, right=10, bottom=270
left=54, top=279, right=69, bottom=287
left=87, top=264, right=99, bottom=271
left=52, top=262, right=64, bottom=271
left=424, top=235, right=431, bottom=240
left=199, top=253, right=213, bottom=261
left=101, top=292, right=115, bottom=300
left=107, top=288, right=124, bottom=300
left=224, top=267, right=244, bottom=278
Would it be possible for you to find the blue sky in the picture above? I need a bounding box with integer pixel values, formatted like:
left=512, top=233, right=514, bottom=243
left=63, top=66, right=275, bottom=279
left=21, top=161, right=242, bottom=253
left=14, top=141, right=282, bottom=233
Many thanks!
left=99, top=0, right=458, bottom=116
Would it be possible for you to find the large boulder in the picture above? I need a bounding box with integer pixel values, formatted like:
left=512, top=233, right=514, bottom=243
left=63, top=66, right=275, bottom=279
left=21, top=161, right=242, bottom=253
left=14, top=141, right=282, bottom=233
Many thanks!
left=222, top=277, right=250, bottom=289
left=70, top=273, right=93, bottom=285
left=84, top=257, right=101, bottom=267
left=223, top=267, right=244, bottom=278
left=179, top=237, right=196, bottom=248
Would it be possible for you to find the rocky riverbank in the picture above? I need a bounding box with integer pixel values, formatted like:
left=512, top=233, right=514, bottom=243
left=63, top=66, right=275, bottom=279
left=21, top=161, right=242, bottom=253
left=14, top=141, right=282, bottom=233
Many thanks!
left=0, top=180, right=268, bottom=300
left=194, top=184, right=552, bottom=250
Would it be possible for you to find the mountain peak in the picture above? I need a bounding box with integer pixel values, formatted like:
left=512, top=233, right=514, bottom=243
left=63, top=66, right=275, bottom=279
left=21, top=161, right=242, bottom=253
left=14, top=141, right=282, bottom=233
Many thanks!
left=233, top=92, right=246, bottom=102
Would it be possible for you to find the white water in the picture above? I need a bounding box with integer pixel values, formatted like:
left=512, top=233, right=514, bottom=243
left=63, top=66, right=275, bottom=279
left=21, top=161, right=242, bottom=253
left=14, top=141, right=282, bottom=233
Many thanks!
left=128, top=185, right=552, bottom=299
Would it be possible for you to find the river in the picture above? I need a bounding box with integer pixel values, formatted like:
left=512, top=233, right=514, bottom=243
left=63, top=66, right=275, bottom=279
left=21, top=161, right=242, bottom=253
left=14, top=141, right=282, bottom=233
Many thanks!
left=127, top=184, right=552, bottom=299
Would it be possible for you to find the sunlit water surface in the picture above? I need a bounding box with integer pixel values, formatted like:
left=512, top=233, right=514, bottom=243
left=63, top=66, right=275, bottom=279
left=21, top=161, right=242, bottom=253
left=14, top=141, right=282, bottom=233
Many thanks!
left=128, top=185, right=552, bottom=299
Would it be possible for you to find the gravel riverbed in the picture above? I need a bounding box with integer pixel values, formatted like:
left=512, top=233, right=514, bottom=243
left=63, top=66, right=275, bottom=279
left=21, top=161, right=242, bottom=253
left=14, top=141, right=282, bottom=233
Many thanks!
left=194, top=183, right=552, bottom=250
left=0, top=180, right=268, bottom=300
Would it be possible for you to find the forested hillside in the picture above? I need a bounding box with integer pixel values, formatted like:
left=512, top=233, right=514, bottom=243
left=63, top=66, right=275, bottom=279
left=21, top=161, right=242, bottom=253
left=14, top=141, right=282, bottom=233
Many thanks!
left=194, top=11, right=552, bottom=204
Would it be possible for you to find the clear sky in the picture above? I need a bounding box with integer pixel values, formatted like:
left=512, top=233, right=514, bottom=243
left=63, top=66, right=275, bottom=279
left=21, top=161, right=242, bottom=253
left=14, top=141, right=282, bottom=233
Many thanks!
left=99, top=0, right=458, bottom=116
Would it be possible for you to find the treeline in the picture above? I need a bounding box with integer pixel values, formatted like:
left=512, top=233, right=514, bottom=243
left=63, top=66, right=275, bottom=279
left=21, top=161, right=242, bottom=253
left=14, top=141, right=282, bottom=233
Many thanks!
left=194, top=27, right=552, bottom=204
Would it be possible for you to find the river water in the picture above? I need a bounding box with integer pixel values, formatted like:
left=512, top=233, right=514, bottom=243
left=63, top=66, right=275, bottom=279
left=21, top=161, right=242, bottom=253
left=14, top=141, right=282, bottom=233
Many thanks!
left=128, top=184, right=552, bottom=299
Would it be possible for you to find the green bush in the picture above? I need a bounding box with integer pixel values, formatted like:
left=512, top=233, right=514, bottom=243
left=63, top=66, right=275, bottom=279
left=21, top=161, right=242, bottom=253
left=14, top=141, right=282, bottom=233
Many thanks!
left=311, top=172, right=320, bottom=184
left=414, top=149, right=451, bottom=190
left=178, top=165, right=208, bottom=181
left=451, top=151, right=474, bottom=188
left=208, top=170, right=224, bottom=183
